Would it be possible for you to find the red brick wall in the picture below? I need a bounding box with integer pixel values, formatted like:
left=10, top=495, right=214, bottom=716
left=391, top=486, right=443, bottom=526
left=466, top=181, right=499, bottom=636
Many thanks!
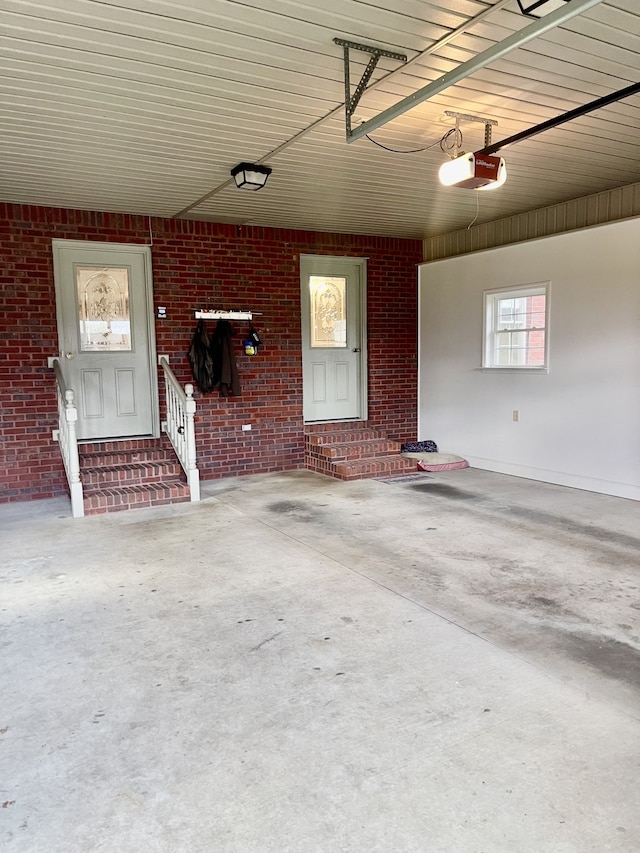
left=0, top=204, right=422, bottom=502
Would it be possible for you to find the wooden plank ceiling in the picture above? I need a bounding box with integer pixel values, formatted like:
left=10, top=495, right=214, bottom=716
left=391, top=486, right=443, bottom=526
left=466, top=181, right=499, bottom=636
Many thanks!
left=1, top=0, right=639, bottom=238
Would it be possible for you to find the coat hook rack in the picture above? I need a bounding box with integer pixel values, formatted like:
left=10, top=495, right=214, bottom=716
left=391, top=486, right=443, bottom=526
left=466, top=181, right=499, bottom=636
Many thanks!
left=194, top=309, right=263, bottom=321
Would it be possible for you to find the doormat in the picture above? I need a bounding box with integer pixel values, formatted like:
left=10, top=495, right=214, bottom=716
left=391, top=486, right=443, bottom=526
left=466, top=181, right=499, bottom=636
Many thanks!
left=375, top=472, right=433, bottom=484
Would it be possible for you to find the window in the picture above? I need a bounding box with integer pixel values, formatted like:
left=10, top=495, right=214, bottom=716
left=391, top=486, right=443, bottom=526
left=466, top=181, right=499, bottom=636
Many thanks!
left=309, top=275, right=347, bottom=348
left=76, top=266, right=132, bottom=352
left=483, top=283, right=549, bottom=369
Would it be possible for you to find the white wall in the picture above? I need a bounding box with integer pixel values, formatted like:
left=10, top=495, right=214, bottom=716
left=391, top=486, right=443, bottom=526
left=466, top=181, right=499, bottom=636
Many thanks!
left=418, top=218, right=640, bottom=500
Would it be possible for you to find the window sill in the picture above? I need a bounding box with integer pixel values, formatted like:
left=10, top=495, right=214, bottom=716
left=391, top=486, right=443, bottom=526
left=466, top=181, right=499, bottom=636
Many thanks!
left=480, top=366, right=549, bottom=374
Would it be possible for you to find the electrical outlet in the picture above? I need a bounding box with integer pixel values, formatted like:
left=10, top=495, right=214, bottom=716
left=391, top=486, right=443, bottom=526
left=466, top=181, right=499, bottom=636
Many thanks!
left=512, top=410, right=520, bottom=422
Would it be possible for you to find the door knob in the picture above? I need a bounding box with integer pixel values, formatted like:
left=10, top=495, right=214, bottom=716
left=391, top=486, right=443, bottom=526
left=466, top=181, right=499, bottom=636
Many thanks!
left=64, top=352, right=74, bottom=359
left=352, top=347, right=361, bottom=353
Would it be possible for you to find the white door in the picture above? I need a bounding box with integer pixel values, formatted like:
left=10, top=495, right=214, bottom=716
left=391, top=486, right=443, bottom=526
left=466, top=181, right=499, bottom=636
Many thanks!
left=52, top=240, right=159, bottom=441
left=300, top=255, right=367, bottom=422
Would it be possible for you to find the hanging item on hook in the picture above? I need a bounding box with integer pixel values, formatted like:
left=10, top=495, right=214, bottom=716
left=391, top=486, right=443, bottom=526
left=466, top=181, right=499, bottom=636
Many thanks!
left=211, top=320, right=241, bottom=397
left=187, top=319, right=215, bottom=394
left=243, top=326, right=262, bottom=356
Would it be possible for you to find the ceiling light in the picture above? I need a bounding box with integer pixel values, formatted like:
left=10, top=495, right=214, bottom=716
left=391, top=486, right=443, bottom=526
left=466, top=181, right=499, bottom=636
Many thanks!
left=438, top=152, right=507, bottom=190
left=516, top=0, right=569, bottom=17
left=230, top=162, right=272, bottom=191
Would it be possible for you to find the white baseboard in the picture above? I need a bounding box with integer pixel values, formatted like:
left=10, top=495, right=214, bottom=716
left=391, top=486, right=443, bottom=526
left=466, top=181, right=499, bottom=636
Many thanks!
left=465, top=457, right=640, bottom=502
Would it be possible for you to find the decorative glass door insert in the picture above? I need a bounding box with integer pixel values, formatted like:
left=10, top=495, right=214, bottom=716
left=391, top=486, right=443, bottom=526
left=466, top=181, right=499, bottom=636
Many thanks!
left=309, top=275, right=347, bottom=347
left=76, top=266, right=132, bottom=352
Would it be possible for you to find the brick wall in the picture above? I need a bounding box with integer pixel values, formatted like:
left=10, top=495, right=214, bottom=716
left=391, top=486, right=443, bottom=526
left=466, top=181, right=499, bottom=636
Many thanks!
left=0, top=204, right=422, bottom=503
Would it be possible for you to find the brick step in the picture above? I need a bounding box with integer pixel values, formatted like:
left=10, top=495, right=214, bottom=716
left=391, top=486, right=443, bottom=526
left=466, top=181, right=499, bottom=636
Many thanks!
left=305, top=428, right=388, bottom=446
left=76, top=437, right=190, bottom=515
left=304, top=421, right=376, bottom=432
left=82, top=459, right=182, bottom=489
left=333, top=454, right=417, bottom=481
left=305, top=452, right=416, bottom=481
left=78, top=438, right=166, bottom=454
left=80, top=447, right=173, bottom=469
left=309, top=438, right=402, bottom=461
left=304, top=426, right=414, bottom=482
left=83, top=481, right=191, bottom=516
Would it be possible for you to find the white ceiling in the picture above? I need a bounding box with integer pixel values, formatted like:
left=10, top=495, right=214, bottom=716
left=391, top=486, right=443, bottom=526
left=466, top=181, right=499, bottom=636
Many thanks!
left=1, top=0, right=639, bottom=239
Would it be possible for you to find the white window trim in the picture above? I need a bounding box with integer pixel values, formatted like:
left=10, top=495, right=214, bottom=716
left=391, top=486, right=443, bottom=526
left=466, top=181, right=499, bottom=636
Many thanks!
left=482, top=281, right=550, bottom=371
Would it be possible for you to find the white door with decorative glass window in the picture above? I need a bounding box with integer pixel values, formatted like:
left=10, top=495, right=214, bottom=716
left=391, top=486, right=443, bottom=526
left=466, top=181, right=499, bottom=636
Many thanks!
left=52, top=240, right=159, bottom=440
left=300, top=255, right=367, bottom=422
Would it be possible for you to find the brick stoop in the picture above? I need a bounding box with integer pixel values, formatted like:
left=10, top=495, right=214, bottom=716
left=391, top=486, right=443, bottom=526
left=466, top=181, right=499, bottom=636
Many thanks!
left=79, top=438, right=191, bottom=515
left=304, top=425, right=416, bottom=482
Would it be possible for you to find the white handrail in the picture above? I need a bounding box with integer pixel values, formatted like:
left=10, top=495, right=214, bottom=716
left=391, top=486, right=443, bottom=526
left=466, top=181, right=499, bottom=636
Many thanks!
left=52, top=358, right=84, bottom=518
left=159, top=356, right=200, bottom=502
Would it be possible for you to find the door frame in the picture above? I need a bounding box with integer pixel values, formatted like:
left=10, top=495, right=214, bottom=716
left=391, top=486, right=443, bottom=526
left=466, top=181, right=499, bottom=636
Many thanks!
left=300, top=254, right=368, bottom=423
left=52, top=239, right=160, bottom=440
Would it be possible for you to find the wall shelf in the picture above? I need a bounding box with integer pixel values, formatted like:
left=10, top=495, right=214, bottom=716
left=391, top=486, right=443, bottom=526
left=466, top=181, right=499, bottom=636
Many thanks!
left=195, top=310, right=259, bottom=321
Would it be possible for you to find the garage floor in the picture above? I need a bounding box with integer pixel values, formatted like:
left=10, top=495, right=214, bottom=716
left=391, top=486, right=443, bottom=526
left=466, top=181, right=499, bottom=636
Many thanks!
left=2, top=468, right=640, bottom=852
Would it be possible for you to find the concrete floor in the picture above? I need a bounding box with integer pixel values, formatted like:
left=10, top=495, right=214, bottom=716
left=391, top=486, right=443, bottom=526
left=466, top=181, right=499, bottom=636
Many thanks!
left=2, top=467, right=639, bottom=852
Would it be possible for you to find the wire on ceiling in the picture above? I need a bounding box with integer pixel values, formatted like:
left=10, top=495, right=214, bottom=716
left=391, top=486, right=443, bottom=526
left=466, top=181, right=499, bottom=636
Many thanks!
left=439, top=127, right=463, bottom=157
left=365, top=133, right=441, bottom=154
left=365, top=126, right=464, bottom=156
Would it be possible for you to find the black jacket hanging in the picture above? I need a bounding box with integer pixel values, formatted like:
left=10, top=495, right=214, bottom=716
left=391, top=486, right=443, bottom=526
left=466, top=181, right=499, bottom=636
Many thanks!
left=187, top=320, right=215, bottom=394
left=211, top=320, right=241, bottom=397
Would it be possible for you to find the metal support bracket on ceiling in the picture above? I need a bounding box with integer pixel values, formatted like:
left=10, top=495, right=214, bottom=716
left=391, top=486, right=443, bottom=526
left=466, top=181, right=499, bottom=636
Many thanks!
left=444, top=111, right=498, bottom=152
left=342, top=0, right=603, bottom=144
left=333, top=38, right=407, bottom=139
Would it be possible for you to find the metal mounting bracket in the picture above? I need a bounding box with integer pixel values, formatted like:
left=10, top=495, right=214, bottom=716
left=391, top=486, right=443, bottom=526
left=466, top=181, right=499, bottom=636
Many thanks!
left=444, top=111, right=498, bottom=152
left=334, top=38, right=407, bottom=140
